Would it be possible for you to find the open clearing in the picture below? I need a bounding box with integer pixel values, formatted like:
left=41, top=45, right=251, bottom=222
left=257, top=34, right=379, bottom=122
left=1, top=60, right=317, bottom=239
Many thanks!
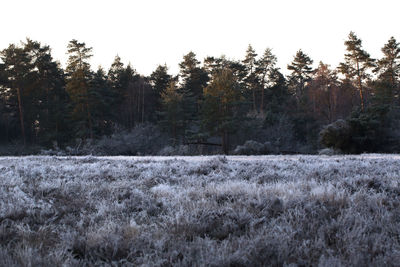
left=1, top=155, right=400, bottom=266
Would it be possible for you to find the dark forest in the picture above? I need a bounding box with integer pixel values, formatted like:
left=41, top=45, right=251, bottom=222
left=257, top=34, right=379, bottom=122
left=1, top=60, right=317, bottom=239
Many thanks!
left=1, top=32, right=399, bottom=155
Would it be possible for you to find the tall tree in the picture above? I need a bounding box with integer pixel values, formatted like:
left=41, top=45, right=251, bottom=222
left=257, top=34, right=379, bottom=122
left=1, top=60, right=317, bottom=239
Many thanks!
left=160, top=81, right=183, bottom=144
left=373, top=37, right=400, bottom=105
left=202, top=68, right=243, bottom=154
left=0, top=44, right=32, bottom=145
left=23, top=39, right=67, bottom=144
left=375, top=37, right=400, bottom=86
left=338, top=32, right=375, bottom=110
left=243, top=44, right=258, bottom=113
left=89, top=67, right=114, bottom=136
left=150, top=64, right=172, bottom=116
left=287, top=49, right=314, bottom=103
left=65, top=39, right=94, bottom=139
left=178, top=52, right=209, bottom=137
left=256, top=48, right=277, bottom=113
left=108, top=55, right=125, bottom=102
left=307, top=62, right=342, bottom=123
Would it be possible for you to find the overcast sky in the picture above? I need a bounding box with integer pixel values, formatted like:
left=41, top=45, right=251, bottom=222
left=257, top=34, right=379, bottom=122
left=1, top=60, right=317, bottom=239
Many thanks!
left=1, top=0, right=399, bottom=75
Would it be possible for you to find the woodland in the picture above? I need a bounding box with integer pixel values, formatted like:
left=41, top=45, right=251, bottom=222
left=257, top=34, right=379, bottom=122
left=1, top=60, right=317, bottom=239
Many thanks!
left=1, top=32, right=399, bottom=155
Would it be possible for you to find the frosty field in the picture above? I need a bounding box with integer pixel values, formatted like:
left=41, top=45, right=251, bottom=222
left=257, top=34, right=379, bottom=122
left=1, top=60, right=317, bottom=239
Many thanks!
left=1, top=155, right=400, bottom=266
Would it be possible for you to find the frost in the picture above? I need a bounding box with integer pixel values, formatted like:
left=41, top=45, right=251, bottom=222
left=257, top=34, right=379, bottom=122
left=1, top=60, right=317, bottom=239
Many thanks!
left=0, top=154, right=400, bottom=265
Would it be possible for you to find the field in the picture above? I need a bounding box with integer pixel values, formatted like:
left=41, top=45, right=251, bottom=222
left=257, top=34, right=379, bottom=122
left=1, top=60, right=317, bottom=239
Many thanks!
left=1, top=155, right=400, bottom=266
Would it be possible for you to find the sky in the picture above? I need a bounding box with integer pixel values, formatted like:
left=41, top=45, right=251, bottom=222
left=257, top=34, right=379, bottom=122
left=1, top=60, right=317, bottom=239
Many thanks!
left=1, top=0, right=399, bottom=76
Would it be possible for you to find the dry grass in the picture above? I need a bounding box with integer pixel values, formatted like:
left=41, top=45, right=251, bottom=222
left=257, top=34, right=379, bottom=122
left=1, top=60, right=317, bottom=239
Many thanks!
left=0, top=155, right=400, bottom=266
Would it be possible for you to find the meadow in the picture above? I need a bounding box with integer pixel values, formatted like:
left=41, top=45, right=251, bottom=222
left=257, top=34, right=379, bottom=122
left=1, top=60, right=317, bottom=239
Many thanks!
left=1, top=155, right=400, bottom=266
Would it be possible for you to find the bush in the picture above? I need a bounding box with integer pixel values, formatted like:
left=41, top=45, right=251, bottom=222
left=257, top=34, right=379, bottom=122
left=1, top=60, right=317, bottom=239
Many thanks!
left=319, top=119, right=351, bottom=153
left=320, top=105, right=400, bottom=153
left=67, top=124, right=169, bottom=155
left=233, top=140, right=277, bottom=155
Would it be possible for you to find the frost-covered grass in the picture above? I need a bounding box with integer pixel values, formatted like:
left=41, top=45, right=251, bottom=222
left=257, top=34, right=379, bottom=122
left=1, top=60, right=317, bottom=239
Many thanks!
left=1, top=155, right=400, bottom=266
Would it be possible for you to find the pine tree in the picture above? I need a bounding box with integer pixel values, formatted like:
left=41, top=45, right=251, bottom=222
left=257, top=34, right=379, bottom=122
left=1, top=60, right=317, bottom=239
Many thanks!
left=0, top=44, right=32, bottom=145
left=90, top=67, right=114, bottom=135
left=178, top=52, right=209, bottom=138
left=65, top=39, right=94, bottom=139
left=243, top=44, right=258, bottom=113
left=307, top=62, right=341, bottom=123
left=256, top=48, right=277, bottom=113
left=373, top=37, right=400, bottom=104
left=150, top=64, right=172, bottom=116
left=202, top=68, right=243, bottom=154
left=108, top=55, right=125, bottom=101
left=338, top=32, right=375, bottom=110
left=160, top=81, right=184, bottom=144
left=287, top=49, right=314, bottom=102
left=23, top=39, right=67, bottom=145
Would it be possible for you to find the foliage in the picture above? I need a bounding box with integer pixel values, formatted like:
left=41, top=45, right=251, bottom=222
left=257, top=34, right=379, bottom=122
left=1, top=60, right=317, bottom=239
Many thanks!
left=320, top=105, right=399, bottom=153
left=0, top=33, right=400, bottom=154
left=338, top=32, right=375, bottom=109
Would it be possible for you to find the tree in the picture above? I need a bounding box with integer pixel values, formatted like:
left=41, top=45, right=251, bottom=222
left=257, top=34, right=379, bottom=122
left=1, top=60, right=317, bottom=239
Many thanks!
left=202, top=68, right=243, bottom=154
left=150, top=64, right=172, bottom=116
left=338, top=32, right=375, bottom=111
left=256, top=48, right=277, bottom=113
left=65, top=39, right=94, bottom=139
left=373, top=37, right=400, bottom=105
left=178, top=52, right=209, bottom=138
left=287, top=49, right=313, bottom=102
left=0, top=44, right=32, bottom=145
left=160, top=81, right=183, bottom=144
left=107, top=55, right=125, bottom=103
left=375, top=37, right=400, bottom=87
left=243, top=44, right=258, bottom=113
left=23, top=39, right=67, bottom=145
left=89, top=67, right=114, bottom=136
left=307, top=62, right=342, bottom=123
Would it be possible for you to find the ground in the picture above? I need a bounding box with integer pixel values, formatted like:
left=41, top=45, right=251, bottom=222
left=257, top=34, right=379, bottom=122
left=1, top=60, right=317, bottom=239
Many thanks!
left=1, top=155, right=400, bottom=266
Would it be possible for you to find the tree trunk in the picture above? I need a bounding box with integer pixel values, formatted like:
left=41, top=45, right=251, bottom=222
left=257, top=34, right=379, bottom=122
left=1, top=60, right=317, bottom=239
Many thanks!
left=221, top=129, right=229, bottom=154
left=356, top=60, right=365, bottom=111
left=86, top=101, right=93, bottom=139
left=260, top=74, right=266, bottom=114
left=252, top=86, right=257, bottom=113
left=16, top=87, right=26, bottom=146
left=142, top=83, right=145, bottom=123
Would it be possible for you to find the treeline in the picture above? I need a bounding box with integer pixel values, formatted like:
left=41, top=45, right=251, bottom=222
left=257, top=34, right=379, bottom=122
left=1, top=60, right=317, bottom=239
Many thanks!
left=0, top=32, right=399, bottom=155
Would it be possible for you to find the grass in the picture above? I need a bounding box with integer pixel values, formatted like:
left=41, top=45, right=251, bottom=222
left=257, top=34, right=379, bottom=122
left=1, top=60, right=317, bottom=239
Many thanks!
left=0, top=155, right=400, bottom=266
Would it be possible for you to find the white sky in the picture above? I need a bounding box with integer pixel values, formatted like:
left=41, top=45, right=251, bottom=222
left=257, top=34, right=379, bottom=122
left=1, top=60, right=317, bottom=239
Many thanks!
left=1, top=0, right=399, bottom=76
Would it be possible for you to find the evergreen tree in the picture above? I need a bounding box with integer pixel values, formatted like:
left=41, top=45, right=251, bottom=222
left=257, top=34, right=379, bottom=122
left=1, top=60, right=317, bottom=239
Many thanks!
left=65, top=39, right=94, bottom=139
left=256, top=48, right=277, bottom=113
left=90, top=67, right=114, bottom=136
left=307, top=62, right=342, bottom=124
left=178, top=52, right=209, bottom=138
left=160, top=81, right=184, bottom=144
left=375, top=37, right=400, bottom=87
left=202, top=68, right=243, bottom=154
left=107, top=55, right=125, bottom=103
left=150, top=64, right=172, bottom=116
left=373, top=37, right=400, bottom=105
left=23, top=39, right=68, bottom=145
left=0, top=44, right=32, bottom=145
left=243, top=44, right=258, bottom=113
left=287, top=49, right=314, bottom=102
left=338, top=32, right=375, bottom=110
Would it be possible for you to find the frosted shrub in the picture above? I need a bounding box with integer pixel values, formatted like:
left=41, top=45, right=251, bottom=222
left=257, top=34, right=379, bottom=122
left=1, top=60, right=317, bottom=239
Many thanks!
left=0, top=155, right=400, bottom=266
left=79, top=124, right=169, bottom=155
left=319, top=119, right=351, bottom=152
left=234, top=140, right=266, bottom=155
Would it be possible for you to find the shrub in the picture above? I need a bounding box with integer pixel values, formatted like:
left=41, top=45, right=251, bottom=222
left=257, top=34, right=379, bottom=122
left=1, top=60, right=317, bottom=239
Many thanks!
left=319, top=119, right=351, bottom=153
left=72, top=124, right=169, bottom=155
left=233, top=140, right=277, bottom=155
